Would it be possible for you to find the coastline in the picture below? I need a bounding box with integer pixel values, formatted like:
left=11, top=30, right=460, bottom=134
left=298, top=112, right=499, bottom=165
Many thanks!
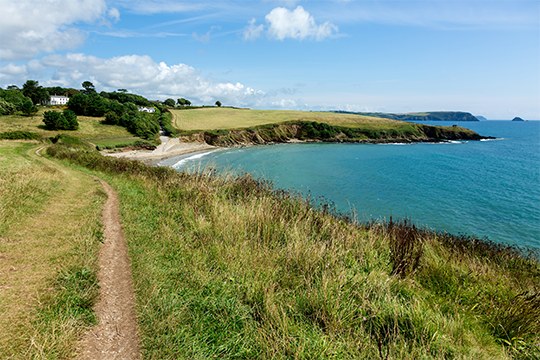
left=101, top=135, right=216, bottom=166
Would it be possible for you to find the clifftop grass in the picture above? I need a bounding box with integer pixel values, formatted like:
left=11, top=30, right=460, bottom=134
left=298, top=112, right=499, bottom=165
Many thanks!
left=47, top=143, right=540, bottom=359
left=170, top=107, right=405, bottom=131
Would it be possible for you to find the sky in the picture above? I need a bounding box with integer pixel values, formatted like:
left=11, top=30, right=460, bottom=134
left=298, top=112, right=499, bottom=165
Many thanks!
left=0, top=0, right=539, bottom=119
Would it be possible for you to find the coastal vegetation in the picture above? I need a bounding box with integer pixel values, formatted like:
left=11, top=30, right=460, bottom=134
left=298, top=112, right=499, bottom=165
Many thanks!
left=35, top=139, right=538, bottom=359
left=1, top=84, right=537, bottom=358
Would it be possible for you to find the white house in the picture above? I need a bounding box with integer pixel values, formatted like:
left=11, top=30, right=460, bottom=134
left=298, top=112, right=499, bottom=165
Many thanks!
left=138, top=107, right=156, bottom=113
left=48, top=95, right=69, bottom=106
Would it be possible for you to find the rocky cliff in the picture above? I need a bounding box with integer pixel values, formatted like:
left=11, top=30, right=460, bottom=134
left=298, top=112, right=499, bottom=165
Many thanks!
left=178, top=121, right=493, bottom=147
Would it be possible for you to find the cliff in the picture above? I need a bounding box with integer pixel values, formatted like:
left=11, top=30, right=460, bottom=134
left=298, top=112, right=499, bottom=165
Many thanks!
left=178, top=121, right=492, bottom=147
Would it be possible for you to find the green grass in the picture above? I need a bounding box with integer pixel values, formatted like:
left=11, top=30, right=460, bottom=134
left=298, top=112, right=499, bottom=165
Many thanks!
left=0, top=108, right=132, bottom=140
left=171, top=107, right=407, bottom=131
left=48, top=144, right=540, bottom=359
left=0, top=140, right=104, bottom=358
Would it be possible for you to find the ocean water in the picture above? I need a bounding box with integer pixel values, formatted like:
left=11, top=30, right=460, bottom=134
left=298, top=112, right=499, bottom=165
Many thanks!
left=163, top=121, right=540, bottom=249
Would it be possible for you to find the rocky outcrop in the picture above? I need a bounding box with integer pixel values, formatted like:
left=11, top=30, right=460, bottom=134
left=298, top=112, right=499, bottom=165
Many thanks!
left=512, top=117, right=525, bottom=122
left=177, top=121, right=494, bottom=148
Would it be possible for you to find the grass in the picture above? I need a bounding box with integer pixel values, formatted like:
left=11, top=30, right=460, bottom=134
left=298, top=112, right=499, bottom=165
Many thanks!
left=0, top=140, right=104, bottom=358
left=171, top=107, right=407, bottom=131
left=0, top=108, right=132, bottom=141
left=48, top=144, right=540, bottom=359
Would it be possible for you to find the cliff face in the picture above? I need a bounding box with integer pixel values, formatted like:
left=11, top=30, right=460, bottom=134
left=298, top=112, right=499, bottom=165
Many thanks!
left=178, top=122, right=491, bottom=147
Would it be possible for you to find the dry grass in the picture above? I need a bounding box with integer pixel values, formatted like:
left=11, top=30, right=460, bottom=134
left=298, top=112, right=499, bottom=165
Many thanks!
left=171, top=107, right=404, bottom=131
left=0, top=141, right=104, bottom=358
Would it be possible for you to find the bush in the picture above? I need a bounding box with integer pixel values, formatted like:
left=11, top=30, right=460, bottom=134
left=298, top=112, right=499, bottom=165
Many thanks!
left=0, top=131, right=41, bottom=140
left=0, top=98, right=17, bottom=115
left=43, top=110, right=79, bottom=130
left=21, top=99, right=38, bottom=117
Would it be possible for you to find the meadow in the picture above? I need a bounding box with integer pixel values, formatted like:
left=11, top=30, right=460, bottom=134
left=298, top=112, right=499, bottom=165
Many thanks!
left=0, top=108, right=144, bottom=148
left=44, top=140, right=540, bottom=359
left=171, top=107, right=411, bottom=131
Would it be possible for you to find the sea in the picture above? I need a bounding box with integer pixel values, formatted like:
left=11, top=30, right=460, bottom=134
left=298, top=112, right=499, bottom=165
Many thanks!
left=160, top=121, right=540, bottom=249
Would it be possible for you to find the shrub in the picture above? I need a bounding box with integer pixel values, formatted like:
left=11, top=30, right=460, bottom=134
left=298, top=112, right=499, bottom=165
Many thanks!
left=0, top=98, right=17, bottom=115
left=21, top=99, right=38, bottom=117
left=43, top=110, right=79, bottom=130
left=0, top=131, right=41, bottom=140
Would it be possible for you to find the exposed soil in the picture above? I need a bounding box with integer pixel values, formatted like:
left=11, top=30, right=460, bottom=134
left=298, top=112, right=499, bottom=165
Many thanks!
left=76, top=178, right=141, bottom=360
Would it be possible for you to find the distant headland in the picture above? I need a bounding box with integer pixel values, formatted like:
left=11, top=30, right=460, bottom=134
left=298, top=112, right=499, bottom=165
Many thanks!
left=331, top=111, right=480, bottom=122
left=512, top=117, right=525, bottom=122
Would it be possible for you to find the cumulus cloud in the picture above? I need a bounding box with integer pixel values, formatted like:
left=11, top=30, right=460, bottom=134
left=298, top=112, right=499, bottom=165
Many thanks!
left=265, top=6, right=338, bottom=41
left=0, top=0, right=118, bottom=60
left=0, top=53, right=267, bottom=106
left=243, top=18, right=264, bottom=41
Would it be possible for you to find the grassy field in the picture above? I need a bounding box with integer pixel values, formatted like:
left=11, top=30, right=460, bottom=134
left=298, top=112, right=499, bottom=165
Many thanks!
left=171, top=107, right=408, bottom=131
left=0, top=108, right=133, bottom=141
left=0, top=140, right=104, bottom=358
left=48, top=143, right=540, bottom=360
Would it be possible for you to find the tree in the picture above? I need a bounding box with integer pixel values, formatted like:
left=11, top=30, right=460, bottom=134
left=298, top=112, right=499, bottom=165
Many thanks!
left=22, top=80, right=48, bottom=105
left=0, top=98, right=17, bottom=115
left=164, top=98, right=176, bottom=107
left=117, top=89, right=128, bottom=93
left=0, top=88, right=31, bottom=111
left=21, top=99, right=38, bottom=117
left=215, top=100, right=222, bottom=107
left=43, top=109, right=78, bottom=130
left=177, top=98, right=186, bottom=106
left=185, top=99, right=191, bottom=106
left=81, top=81, right=96, bottom=95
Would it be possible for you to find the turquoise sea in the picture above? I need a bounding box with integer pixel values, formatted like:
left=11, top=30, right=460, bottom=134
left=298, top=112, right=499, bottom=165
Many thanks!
left=162, top=121, right=540, bottom=249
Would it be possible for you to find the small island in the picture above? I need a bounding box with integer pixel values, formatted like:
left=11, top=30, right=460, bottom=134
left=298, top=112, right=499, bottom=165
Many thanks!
left=512, top=117, right=525, bottom=122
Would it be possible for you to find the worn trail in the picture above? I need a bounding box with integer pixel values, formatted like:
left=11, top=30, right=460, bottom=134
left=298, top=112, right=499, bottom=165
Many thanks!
left=77, top=177, right=141, bottom=359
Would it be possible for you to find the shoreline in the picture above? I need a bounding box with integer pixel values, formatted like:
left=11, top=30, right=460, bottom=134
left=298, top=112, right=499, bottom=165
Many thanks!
left=101, top=136, right=216, bottom=166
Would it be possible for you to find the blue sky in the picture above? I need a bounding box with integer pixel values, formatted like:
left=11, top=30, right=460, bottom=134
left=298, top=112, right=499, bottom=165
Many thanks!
left=0, top=0, right=539, bottom=119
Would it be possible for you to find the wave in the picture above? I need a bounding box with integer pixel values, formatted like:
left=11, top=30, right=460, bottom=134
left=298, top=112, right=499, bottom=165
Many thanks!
left=171, top=150, right=217, bottom=170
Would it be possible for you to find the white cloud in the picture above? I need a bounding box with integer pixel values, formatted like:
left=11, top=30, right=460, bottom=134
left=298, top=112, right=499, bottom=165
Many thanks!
left=265, top=6, right=338, bottom=41
left=0, top=0, right=118, bottom=60
left=243, top=18, right=264, bottom=41
left=0, top=53, right=267, bottom=106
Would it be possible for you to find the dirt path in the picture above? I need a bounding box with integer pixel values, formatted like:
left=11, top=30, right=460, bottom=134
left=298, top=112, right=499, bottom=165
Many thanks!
left=76, top=177, right=141, bottom=359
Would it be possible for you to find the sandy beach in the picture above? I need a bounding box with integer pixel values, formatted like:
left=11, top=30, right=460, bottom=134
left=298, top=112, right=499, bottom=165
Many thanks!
left=102, top=135, right=215, bottom=166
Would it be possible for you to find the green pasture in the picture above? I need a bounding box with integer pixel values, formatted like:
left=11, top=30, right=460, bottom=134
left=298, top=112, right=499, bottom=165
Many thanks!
left=171, top=107, right=407, bottom=131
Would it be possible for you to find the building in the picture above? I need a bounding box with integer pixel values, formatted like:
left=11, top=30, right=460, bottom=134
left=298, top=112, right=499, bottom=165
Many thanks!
left=47, top=95, right=70, bottom=106
left=138, top=107, right=156, bottom=113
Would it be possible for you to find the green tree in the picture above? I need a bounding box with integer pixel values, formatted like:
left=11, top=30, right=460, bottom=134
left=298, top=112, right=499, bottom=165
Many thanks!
left=215, top=100, right=222, bottom=107
left=22, top=80, right=48, bottom=105
left=68, top=93, right=88, bottom=115
left=177, top=98, right=186, bottom=106
left=164, top=98, right=176, bottom=107
left=43, top=110, right=78, bottom=130
left=81, top=81, right=96, bottom=95
left=0, top=88, right=31, bottom=111
left=117, top=89, right=128, bottom=93
left=62, top=109, right=79, bottom=130
left=21, top=99, right=38, bottom=117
